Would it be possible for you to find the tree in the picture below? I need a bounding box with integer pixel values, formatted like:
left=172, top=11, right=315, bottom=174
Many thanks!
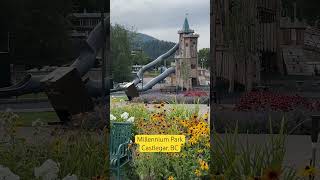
left=198, top=48, right=210, bottom=69
left=131, top=50, right=149, bottom=65
left=111, top=24, right=134, bottom=82
left=140, top=40, right=176, bottom=60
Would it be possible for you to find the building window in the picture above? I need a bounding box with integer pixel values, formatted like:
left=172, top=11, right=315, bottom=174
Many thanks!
left=191, top=64, right=196, bottom=69
left=186, top=43, right=188, bottom=47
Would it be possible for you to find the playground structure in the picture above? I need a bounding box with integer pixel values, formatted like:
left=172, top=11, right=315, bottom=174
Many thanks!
left=0, top=15, right=204, bottom=121
left=117, top=16, right=202, bottom=100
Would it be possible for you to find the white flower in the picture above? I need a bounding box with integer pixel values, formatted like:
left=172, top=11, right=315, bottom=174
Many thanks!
left=120, top=112, right=129, bottom=120
left=110, top=114, right=117, bottom=121
left=32, top=118, right=45, bottom=127
left=34, top=159, right=59, bottom=180
left=127, top=117, right=134, bottom=123
left=62, top=174, right=78, bottom=180
left=0, top=165, right=20, bottom=180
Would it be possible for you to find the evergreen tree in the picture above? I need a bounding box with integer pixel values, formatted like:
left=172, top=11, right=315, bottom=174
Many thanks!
left=111, top=24, right=134, bottom=82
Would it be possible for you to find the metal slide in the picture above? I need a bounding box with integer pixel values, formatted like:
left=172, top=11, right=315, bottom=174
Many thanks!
left=106, top=43, right=179, bottom=94
left=0, top=16, right=110, bottom=98
left=137, top=67, right=175, bottom=91
left=132, top=43, right=179, bottom=86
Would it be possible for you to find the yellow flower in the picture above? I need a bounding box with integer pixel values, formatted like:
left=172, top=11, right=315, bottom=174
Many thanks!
left=188, top=137, right=197, bottom=145
left=195, top=169, right=201, bottom=177
left=197, top=149, right=204, bottom=154
left=168, top=176, right=174, bottom=180
left=300, top=165, right=317, bottom=177
left=205, top=142, right=210, bottom=148
left=203, top=112, right=209, bottom=120
left=199, top=159, right=209, bottom=171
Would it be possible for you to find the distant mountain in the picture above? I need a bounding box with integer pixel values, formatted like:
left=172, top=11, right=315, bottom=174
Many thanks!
left=141, top=40, right=176, bottom=60
left=135, top=33, right=158, bottom=42
left=132, top=32, right=176, bottom=60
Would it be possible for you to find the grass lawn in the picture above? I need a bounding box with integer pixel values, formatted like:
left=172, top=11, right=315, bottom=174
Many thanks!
left=144, top=70, right=160, bottom=77
left=16, top=111, right=58, bottom=126
left=111, top=96, right=128, bottom=103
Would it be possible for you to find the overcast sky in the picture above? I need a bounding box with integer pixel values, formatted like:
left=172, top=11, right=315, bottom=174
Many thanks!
left=110, top=0, right=210, bottom=49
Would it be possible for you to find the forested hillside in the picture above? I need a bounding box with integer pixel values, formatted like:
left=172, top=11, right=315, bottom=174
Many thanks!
left=132, top=32, right=176, bottom=60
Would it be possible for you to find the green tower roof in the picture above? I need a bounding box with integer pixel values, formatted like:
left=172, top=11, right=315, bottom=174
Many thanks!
left=183, top=17, right=190, bottom=32
left=179, top=16, right=194, bottom=34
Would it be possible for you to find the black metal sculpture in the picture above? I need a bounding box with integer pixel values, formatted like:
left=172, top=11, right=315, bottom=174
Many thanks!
left=0, top=16, right=110, bottom=122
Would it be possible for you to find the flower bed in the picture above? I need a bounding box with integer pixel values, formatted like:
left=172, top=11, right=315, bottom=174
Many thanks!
left=111, top=103, right=210, bottom=179
left=183, top=90, right=208, bottom=97
left=131, top=92, right=209, bottom=104
left=233, top=91, right=320, bottom=112
left=212, top=91, right=320, bottom=134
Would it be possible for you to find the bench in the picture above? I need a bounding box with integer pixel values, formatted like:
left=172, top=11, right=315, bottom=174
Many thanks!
left=110, top=122, right=133, bottom=180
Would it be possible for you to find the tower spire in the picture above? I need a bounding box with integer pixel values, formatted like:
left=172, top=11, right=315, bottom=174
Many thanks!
left=179, top=13, right=194, bottom=34
left=183, top=14, right=190, bottom=32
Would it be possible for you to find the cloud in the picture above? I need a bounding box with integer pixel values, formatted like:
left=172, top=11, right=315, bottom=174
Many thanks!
left=111, top=0, right=210, bottom=49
